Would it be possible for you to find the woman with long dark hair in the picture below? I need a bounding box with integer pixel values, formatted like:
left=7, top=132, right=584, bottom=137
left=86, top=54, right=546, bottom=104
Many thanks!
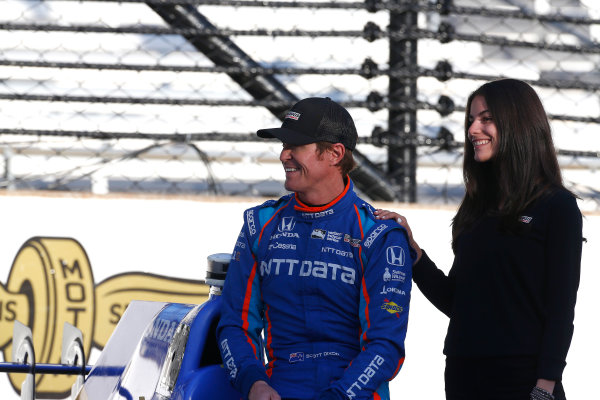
left=375, top=79, right=582, bottom=400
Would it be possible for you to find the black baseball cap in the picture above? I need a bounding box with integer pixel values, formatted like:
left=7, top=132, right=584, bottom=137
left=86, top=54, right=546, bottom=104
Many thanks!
left=257, top=97, right=358, bottom=151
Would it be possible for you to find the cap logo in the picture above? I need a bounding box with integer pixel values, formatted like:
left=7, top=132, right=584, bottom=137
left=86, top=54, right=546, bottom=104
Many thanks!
left=285, top=111, right=301, bottom=121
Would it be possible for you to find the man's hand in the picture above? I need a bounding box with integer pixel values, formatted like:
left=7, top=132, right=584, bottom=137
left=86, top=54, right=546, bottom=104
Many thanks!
left=249, top=380, right=281, bottom=400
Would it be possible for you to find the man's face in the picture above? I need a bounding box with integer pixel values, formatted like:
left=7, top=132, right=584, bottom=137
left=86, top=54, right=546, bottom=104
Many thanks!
left=279, top=142, right=330, bottom=199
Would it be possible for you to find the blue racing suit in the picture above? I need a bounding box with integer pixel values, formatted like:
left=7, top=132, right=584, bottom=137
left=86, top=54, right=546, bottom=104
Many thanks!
left=217, top=180, right=413, bottom=400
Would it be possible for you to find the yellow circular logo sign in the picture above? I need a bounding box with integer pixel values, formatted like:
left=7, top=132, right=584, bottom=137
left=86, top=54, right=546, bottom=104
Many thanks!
left=0, top=237, right=209, bottom=397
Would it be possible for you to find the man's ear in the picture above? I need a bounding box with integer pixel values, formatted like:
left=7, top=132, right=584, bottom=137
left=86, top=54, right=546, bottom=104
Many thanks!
left=329, top=143, right=345, bottom=165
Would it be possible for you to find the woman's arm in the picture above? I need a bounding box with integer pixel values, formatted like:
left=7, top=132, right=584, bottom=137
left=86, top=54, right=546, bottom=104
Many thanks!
left=375, top=209, right=454, bottom=316
left=537, top=192, right=583, bottom=382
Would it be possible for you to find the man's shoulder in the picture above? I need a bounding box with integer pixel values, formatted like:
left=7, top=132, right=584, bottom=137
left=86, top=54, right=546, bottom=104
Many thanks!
left=352, top=197, right=377, bottom=221
left=352, top=198, right=398, bottom=228
left=244, top=193, right=294, bottom=213
left=351, top=200, right=406, bottom=249
left=241, top=194, right=294, bottom=235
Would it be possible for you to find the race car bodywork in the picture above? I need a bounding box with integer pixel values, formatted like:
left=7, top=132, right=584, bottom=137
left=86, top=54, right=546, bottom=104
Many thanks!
left=77, top=254, right=240, bottom=400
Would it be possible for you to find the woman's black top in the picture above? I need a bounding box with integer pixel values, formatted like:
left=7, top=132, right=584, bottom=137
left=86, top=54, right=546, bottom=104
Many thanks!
left=413, top=188, right=582, bottom=381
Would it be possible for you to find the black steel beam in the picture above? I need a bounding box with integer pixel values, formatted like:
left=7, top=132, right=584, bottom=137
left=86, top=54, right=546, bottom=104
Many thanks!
left=147, top=2, right=400, bottom=201
left=388, top=1, right=418, bottom=202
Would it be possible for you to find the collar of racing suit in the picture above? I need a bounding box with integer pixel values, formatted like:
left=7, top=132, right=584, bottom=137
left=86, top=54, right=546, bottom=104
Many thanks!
left=292, top=177, right=357, bottom=219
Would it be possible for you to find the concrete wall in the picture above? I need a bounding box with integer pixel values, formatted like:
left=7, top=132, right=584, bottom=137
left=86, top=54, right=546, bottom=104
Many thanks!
left=0, top=192, right=596, bottom=399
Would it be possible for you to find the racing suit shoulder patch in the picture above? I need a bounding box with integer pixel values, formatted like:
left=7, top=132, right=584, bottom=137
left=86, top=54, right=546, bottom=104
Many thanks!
left=356, top=203, right=377, bottom=235
left=363, top=217, right=416, bottom=263
left=357, top=203, right=400, bottom=250
left=256, top=193, right=293, bottom=212
left=257, top=195, right=293, bottom=224
left=244, top=195, right=293, bottom=240
left=358, top=201, right=378, bottom=220
left=362, top=221, right=391, bottom=249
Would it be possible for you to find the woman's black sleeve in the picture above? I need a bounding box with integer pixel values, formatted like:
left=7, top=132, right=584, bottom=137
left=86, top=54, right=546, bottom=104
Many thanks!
left=412, top=250, right=456, bottom=317
left=537, top=192, right=582, bottom=381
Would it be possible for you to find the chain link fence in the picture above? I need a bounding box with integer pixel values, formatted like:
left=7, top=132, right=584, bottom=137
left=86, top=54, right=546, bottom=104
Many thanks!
left=1, top=0, right=599, bottom=210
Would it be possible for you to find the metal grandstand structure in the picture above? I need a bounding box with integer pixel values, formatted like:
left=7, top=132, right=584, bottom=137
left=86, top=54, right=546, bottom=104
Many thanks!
left=1, top=0, right=599, bottom=209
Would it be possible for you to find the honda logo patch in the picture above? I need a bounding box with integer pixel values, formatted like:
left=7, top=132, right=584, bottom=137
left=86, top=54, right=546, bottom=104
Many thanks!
left=278, top=217, right=296, bottom=232
left=386, top=246, right=405, bottom=266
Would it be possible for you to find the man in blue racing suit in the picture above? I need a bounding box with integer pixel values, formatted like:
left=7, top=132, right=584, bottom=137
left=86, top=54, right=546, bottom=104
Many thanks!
left=217, top=97, right=413, bottom=400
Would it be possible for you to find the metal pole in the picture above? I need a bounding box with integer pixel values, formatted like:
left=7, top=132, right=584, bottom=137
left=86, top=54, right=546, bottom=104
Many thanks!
left=388, top=1, right=418, bottom=202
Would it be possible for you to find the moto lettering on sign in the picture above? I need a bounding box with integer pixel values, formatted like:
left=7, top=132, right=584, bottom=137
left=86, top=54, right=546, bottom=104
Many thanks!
left=0, top=237, right=210, bottom=398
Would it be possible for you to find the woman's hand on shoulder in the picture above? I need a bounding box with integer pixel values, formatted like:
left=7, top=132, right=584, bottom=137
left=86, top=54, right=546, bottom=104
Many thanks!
left=374, top=209, right=422, bottom=263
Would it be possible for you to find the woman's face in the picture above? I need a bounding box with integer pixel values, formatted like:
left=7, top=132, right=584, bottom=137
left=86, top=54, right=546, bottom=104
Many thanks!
left=467, top=95, right=499, bottom=162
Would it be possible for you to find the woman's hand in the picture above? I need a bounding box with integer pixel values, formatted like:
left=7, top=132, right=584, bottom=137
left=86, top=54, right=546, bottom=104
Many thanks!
left=535, top=378, right=555, bottom=393
left=531, top=379, right=555, bottom=399
left=374, top=209, right=422, bottom=263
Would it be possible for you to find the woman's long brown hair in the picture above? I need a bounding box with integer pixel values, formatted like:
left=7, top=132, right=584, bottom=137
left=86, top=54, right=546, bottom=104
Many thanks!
left=452, top=79, right=567, bottom=251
